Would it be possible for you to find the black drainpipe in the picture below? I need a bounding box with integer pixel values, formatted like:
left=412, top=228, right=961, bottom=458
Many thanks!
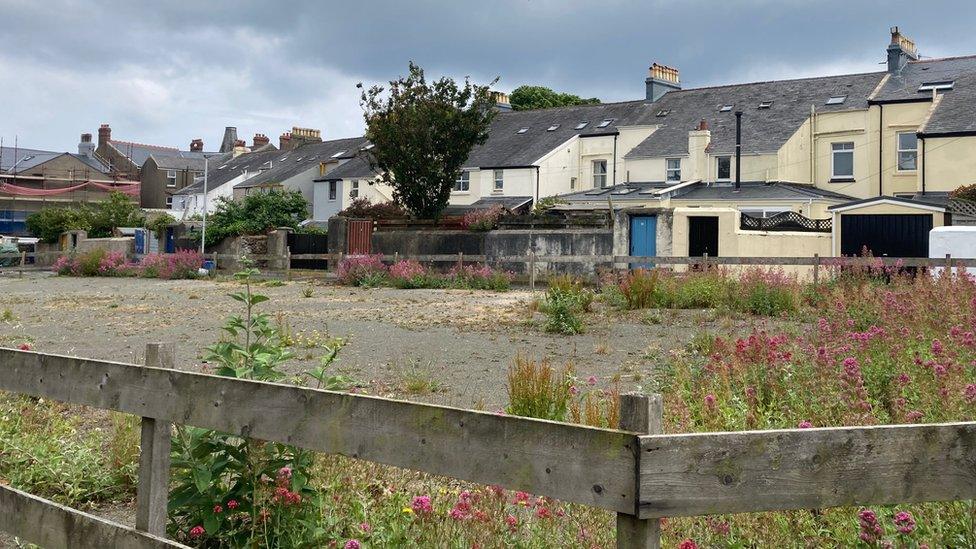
left=878, top=103, right=884, bottom=196
left=534, top=165, right=540, bottom=204
left=734, top=111, right=742, bottom=191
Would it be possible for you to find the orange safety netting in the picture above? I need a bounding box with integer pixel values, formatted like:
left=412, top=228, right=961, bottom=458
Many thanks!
left=0, top=181, right=140, bottom=197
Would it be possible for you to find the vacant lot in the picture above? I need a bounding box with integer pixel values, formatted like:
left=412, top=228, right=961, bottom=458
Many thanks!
left=0, top=273, right=742, bottom=409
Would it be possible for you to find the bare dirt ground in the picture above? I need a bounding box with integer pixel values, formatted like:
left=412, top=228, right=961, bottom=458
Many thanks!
left=0, top=272, right=735, bottom=409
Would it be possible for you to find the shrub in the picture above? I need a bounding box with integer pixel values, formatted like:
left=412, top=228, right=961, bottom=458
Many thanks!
left=338, top=197, right=407, bottom=219
left=505, top=355, right=573, bottom=421
left=204, top=191, right=309, bottom=247
left=447, top=263, right=512, bottom=291
left=461, top=205, right=505, bottom=232
left=732, top=268, right=799, bottom=316
left=337, top=254, right=388, bottom=287
left=672, top=270, right=728, bottom=309
left=388, top=259, right=436, bottom=289
left=54, top=249, right=201, bottom=279
left=618, top=268, right=664, bottom=309
left=540, top=276, right=592, bottom=335
left=26, top=192, right=143, bottom=243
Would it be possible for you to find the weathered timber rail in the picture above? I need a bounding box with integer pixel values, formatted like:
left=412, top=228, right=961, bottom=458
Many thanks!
left=2, top=345, right=976, bottom=548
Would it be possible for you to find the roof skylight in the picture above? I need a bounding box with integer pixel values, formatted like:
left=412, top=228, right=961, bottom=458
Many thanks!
left=597, top=119, right=614, bottom=128
left=574, top=122, right=588, bottom=130
left=758, top=101, right=773, bottom=109
left=361, top=143, right=375, bottom=150
left=517, top=127, right=529, bottom=134
left=656, top=109, right=670, bottom=117
left=918, top=81, right=954, bottom=92
left=826, top=96, right=847, bottom=105
left=547, top=124, right=560, bottom=131
left=719, top=104, right=733, bottom=112
left=331, top=150, right=346, bottom=158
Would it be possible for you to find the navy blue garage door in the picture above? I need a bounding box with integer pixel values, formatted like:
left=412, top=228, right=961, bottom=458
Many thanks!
left=840, top=214, right=932, bottom=258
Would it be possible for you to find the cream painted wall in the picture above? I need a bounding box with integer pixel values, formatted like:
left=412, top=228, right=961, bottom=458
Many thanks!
left=672, top=198, right=834, bottom=218
left=878, top=102, right=930, bottom=196
left=624, top=151, right=777, bottom=183
left=670, top=207, right=830, bottom=277
left=921, top=136, right=976, bottom=192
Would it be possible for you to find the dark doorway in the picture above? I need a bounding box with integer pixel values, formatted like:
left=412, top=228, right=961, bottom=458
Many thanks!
left=840, top=214, right=932, bottom=257
left=688, top=216, right=719, bottom=257
left=288, top=232, right=330, bottom=269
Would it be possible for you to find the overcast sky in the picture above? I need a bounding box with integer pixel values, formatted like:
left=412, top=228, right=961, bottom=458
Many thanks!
left=2, top=0, right=974, bottom=152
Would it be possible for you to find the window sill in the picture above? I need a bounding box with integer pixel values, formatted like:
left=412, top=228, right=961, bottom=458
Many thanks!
left=452, top=191, right=471, bottom=195
left=492, top=190, right=504, bottom=195
left=893, top=170, right=917, bottom=176
left=828, top=177, right=855, bottom=183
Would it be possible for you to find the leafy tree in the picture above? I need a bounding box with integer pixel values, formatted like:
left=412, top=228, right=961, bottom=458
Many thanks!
left=204, top=190, right=309, bottom=247
left=509, top=85, right=600, bottom=111
left=950, top=184, right=976, bottom=202
left=359, top=62, right=497, bottom=219
left=25, top=192, right=143, bottom=242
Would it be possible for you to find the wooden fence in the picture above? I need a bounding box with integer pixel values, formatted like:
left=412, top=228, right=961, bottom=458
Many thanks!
left=1, top=344, right=976, bottom=547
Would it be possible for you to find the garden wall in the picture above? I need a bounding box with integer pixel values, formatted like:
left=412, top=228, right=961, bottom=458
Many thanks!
left=487, top=229, right=613, bottom=276
left=371, top=230, right=485, bottom=256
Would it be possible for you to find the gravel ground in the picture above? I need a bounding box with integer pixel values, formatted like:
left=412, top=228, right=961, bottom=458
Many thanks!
left=0, top=272, right=724, bottom=409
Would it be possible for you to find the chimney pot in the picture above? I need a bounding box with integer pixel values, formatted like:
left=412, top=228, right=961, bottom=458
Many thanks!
left=697, top=119, right=708, bottom=131
left=97, top=124, right=111, bottom=147
left=189, top=138, right=204, bottom=152
left=887, top=26, right=918, bottom=73
left=253, top=133, right=270, bottom=148
left=279, top=132, right=293, bottom=151
left=646, top=62, right=682, bottom=102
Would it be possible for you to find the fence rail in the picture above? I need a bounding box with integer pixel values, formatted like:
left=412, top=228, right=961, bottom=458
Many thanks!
left=2, top=345, right=976, bottom=547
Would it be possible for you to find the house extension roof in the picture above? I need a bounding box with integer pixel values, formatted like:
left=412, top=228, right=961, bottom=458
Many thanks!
left=316, top=152, right=378, bottom=181
left=625, top=72, right=885, bottom=158
left=109, top=140, right=182, bottom=167
left=234, top=136, right=369, bottom=189
left=0, top=146, right=111, bottom=175
left=674, top=182, right=856, bottom=202
left=464, top=100, right=661, bottom=168
left=149, top=154, right=211, bottom=172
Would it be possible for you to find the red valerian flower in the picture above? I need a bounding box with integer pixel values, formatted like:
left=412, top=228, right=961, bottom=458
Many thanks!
left=189, top=525, right=205, bottom=539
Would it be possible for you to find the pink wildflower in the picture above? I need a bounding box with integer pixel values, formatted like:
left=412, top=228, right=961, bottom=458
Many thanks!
left=344, top=540, right=361, bottom=549
left=798, top=420, right=813, bottom=429
left=678, top=540, right=699, bottom=549
left=226, top=499, right=239, bottom=510
left=906, top=410, right=924, bottom=422
left=359, top=522, right=371, bottom=533
left=965, top=384, right=976, bottom=403
left=893, top=510, right=916, bottom=534
left=213, top=504, right=223, bottom=514
left=189, top=525, right=205, bottom=539
left=704, top=393, right=717, bottom=409
left=17, top=343, right=31, bottom=351
left=586, top=375, right=597, bottom=386
left=277, top=466, right=292, bottom=480
left=569, top=385, right=580, bottom=396
left=411, top=495, right=433, bottom=515
left=859, top=509, right=882, bottom=543
left=505, top=514, right=518, bottom=531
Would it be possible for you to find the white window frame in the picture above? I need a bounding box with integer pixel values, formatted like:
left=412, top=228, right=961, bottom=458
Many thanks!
left=716, top=156, right=731, bottom=181
left=493, top=169, right=504, bottom=192
left=666, top=158, right=681, bottom=182
left=739, top=207, right=791, bottom=219
left=830, top=142, right=855, bottom=180
left=328, top=181, right=337, bottom=201
left=166, top=170, right=177, bottom=188
left=349, top=180, right=359, bottom=199
left=454, top=171, right=470, bottom=192
left=165, top=196, right=174, bottom=209
left=896, top=132, right=918, bottom=172
left=593, top=160, right=608, bottom=188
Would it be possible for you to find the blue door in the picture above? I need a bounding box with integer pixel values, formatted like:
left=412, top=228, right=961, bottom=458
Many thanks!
left=165, top=227, right=176, bottom=253
left=134, top=228, right=146, bottom=255
left=629, top=215, right=657, bottom=270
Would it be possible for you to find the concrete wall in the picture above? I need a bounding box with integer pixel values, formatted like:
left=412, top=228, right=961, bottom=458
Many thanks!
left=921, top=135, right=976, bottom=193
left=486, top=228, right=613, bottom=276
left=76, top=237, right=135, bottom=257
left=372, top=230, right=485, bottom=256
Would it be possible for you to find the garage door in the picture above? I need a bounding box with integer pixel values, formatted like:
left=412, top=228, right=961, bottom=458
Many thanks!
left=840, top=214, right=932, bottom=257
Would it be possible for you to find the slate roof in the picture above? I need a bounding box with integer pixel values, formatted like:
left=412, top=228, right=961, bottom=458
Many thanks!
left=464, top=100, right=660, bottom=168
left=826, top=195, right=947, bottom=211
left=316, top=153, right=379, bottom=181
left=234, top=136, right=369, bottom=189
left=175, top=149, right=281, bottom=195
left=109, top=140, right=181, bottom=167
left=557, top=182, right=672, bottom=203
left=873, top=56, right=976, bottom=135
left=673, top=182, right=856, bottom=202
left=0, top=146, right=50, bottom=172
left=149, top=154, right=209, bottom=172
left=626, top=72, right=886, bottom=158
left=0, top=146, right=112, bottom=175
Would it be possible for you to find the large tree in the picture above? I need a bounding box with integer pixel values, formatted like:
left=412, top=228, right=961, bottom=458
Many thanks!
left=509, top=85, right=600, bottom=111
left=359, top=62, right=497, bottom=219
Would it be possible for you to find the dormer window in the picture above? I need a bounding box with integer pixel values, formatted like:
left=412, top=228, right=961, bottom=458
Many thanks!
left=918, top=81, right=954, bottom=92
left=574, top=122, right=588, bottom=130
left=547, top=124, right=560, bottom=131
left=758, top=101, right=773, bottom=109
left=719, top=104, right=733, bottom=112
left=656, top=109, right=670, bottom=117
left=826, top=96, right=846, bottom=105
left=517, top=127, right=529, bottom=134
left=597, top=119, right=614, bottom=128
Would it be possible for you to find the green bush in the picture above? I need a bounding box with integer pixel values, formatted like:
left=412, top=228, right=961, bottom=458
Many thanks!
left=742, top=282, right=797, bottom=316
left=505, top=355, right=573, bottom=421
left=672, top=271, right=728, bottom=309
left=26, top=192, right=145, bottom=243
left=540, top=275, right=592, bottom=334
left=204, top=191, right=309, bottom=247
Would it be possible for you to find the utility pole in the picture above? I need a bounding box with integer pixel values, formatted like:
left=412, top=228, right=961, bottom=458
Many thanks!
left=200, top=156, right=208, bottom=254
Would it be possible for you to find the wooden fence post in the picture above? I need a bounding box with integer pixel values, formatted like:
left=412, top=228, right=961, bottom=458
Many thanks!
left=394, top=251, right=399, bottom=265
left=946, top=253, right=952, bottom=274
left=458, top=251, right=463, bottom=270
left=813, top=253, right=820, bottom=285
left=616, top=393, right=663, bottom=549
left=19, top=251, right=26, bottom=278
left=136, top=342, right=174, bottom=537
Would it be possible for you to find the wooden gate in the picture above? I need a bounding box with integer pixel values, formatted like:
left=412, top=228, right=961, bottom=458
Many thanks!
left=347, top=219, right=373, bottom=255
left=287, top=233, right=329, bottom=269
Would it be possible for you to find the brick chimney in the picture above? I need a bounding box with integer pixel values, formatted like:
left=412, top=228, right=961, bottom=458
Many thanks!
left=189, top=138, right=204, bottom=152
left=645, top=63, right=681, bottom=102
left=78, top=133, right=95, bottom=157
left=97, top=124, right=111, bottom=147
left=887, top=26, right=918, bottom=74
left=253, top=133, right=270, bottom=148
left=279, top=132, right=293, bottom=151
left=697, top=118, right=708, bottom=131
left=290, top=127, right=322, bottom=148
